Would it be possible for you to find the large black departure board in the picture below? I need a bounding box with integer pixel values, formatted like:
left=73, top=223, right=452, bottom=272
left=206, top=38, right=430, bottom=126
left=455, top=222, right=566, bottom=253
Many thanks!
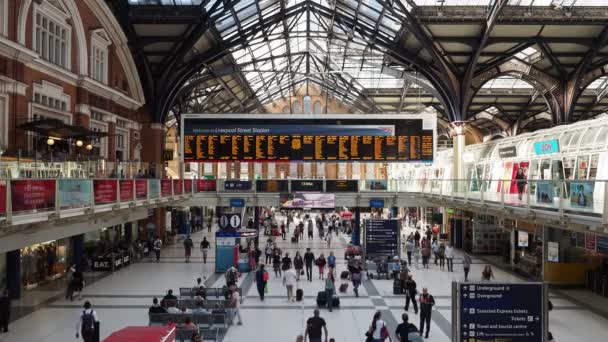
left=182, top=114, right=435, bottom=163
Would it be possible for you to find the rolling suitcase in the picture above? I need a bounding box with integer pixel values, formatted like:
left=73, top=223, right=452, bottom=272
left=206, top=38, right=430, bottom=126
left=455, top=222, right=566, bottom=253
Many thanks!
left=296, top=288, right=304, bottom=301
left=316, top=291, right=327, bottom=307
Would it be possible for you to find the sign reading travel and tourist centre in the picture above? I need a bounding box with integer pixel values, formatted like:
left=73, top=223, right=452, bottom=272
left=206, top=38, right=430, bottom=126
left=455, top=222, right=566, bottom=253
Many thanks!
left=364, top=219, right=400, bottom=259
left=455, top=282, right=546, bottom=342
left=181, top=114, right=436, bottom=163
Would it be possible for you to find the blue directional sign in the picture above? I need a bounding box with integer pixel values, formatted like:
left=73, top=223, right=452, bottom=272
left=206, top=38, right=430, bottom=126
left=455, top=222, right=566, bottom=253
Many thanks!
left=365, top=219, right=400, bottom=259
left=458, top=283, right=545, bottom=342
left=369, top=198, right=385, bottom=208
left=230, top=198, right=246, bottom=208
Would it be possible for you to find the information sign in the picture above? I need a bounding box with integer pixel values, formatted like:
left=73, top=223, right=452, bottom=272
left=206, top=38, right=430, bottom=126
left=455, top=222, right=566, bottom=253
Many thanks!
left=230, top=198, right=246, bottom=208
left=457, top=282, right=545, bottom=342
left=364, top=219, right=400, bottom=259
left=369, top=199, right=385, bottom=208
left=219, top=213, right=242, bottom=230
left=291, top=180, right=323, bottom=192
left=325, top=180, right=359, bottom=192
left=498, top=146, right=517, bottom=158
left=224, top=181, right=252, bottom=191
left=597, top=235, right=608, bottom=255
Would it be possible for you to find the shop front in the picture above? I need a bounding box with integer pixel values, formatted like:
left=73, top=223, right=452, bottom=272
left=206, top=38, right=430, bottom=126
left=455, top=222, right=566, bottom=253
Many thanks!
left=84, top=224, right=137, bottom=273
left=20, top=239, right=70, bottom=289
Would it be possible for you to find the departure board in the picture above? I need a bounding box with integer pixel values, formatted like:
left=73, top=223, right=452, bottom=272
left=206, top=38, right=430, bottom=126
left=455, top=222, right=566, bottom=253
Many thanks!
left=182, top=114, right=435, bottom=163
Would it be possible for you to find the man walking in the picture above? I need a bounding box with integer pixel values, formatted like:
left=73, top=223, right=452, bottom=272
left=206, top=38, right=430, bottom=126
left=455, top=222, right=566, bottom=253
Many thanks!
left=404, top=275, right=418, bottom=314
left=304, top=248, right=315, bottom=282
left=255, top=264, right=269, bottom=301
left=75, top=301, right=99, bottom=342
left=419, top=288, right=435, bottom=339
left=307, top=219, right=314, bottom=239
left=463, top=253, right=472, bottom=281
left=183, top=235, right=193, bottom=263
left=153, top=236, right=162, bottom=262
left=304, top=309, right=328, bottom=342
left=395, top=313, right=420, bottom=342
left=200, top=237, right=210, bottom=264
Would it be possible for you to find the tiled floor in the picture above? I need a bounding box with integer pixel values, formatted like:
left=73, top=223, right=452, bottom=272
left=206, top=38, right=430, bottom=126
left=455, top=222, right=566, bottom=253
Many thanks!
left=3, top=215, right=608, bottom=342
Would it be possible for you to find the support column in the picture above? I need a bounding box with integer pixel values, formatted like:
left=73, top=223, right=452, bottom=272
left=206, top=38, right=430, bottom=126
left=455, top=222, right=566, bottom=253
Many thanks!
left=70, top=234, right=85, bottom=269
left=6, top=250, right=21, bottom=299
left=352, top=207, right=361, bottom=246
left=451, top=122, right=466, bottom=192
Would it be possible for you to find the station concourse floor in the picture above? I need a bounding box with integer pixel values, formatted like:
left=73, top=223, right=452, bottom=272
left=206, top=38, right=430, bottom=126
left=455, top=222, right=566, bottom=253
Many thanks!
left=3, top=221, right=608, bottom=342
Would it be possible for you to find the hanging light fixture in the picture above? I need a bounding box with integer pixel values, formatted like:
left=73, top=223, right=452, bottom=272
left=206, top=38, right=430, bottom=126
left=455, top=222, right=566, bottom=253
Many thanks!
left=47, top=138, right=55, bottom=146
left=75, top=140, right=84, bottom=147
left=86, top=144, right=93, bottom=151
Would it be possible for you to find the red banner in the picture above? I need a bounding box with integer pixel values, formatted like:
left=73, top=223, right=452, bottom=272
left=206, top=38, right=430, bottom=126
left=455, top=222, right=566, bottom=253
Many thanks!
left=586, top=233, right=597, bottom=252
left=94, top=179, right=117, bottom=204
left=173, top=179, right=183, bottom=195
left=197, top=179, right=217, bottom=192
left=119, top=180, right=134, bottom=202
left=11, top=180, right=56, bottom=212
left=0, top=181, right=7, bottom=215
left=136, top=179, right=148, bottom=200
left=161, top=179, right=172, bottom=197
left=184, top=179, right=193, bottom=194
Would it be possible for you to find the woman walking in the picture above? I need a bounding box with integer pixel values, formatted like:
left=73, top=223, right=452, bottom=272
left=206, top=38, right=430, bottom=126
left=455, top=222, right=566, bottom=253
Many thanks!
left=316, top=253, right=327, bottom=280
left=294, top=252, right=304, bottom=281
left=366, top=311, right=389, bottom=342
left=324, top=274, right=336, bottom=312
left=438, top=242, right=446, bottom=271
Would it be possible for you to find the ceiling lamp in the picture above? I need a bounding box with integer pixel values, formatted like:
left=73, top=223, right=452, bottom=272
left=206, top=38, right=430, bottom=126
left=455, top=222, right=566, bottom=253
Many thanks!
left=86, top=144, right=93, bottom=151
left=75, top=140, right=84, bottom=147
left=47, top=138, right=55, bottom=146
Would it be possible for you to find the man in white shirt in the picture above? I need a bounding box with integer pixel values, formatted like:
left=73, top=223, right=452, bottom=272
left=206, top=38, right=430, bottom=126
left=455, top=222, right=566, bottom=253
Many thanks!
left=75, top=301, right=98, bottom=342
left=166, top=303, right=181, bottom=314
left=445, top=243, right=455, bottom=272
left=283, top=268, right=298, bottom=302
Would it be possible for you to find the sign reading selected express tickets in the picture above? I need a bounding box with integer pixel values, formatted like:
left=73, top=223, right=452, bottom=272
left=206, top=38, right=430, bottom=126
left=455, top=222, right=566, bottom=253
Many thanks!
left=94, top=179, right=117, bottom=204
left=182, top=114, right=435, bottom=163
left=135, top=180, right=148, bottom=199
left=119, top=180, right=134, bottom=202
left=161, top=179, right=172, bottom=197
left=11, top=179, right=56, bottom=212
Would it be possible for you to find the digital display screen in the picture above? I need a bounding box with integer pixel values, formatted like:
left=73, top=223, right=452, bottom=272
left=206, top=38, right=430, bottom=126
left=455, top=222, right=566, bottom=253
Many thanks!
left=291, top=180, right=324, bottom=192
left=325, top=180, right=359, bottom=192
left=182, top=115, right=435, bottom=163
left=256, top=180, right=289, bottom=192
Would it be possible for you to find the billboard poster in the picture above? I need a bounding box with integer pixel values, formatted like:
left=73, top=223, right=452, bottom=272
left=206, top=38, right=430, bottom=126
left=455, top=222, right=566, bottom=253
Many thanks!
left=517, top=231, right=529, bottom=247
left=367, top=180, right=388, bottom=191
left=58, top=179, right=91, bottom=209
left=280, top=193, right=335, bottom=209
left=11, top=180, right=56, bottom=212
left=161, top=179, right=172, bottom=197
left=458, top=283, right=545, bottom=342
left=570, top=182, right=593, bottom=209
left=547, top=242, right=559, bottom=262
left=0, top=180, right=6, bottom=215
left=94, top=180, right=117, bottom=204
left=585, top=233, right=597, bottom=252
left=536, top=182, right=554, bottom=204
left=135, top=179, right=148, bottom=199
left=184, top=179, right=193, bottom=193
left=148, top=179, right=160, bottom=199
left=197, top=179, right=217, bottom=192
left=173, top=179, right=183, bottom=195
left=119, top=180, right=134, bottom=202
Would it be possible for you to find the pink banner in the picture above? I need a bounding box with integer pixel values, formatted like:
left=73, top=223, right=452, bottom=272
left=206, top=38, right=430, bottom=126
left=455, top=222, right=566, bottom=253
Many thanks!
left=120, top=180, right=134, bottom=202
left=161, top=179, right=172, bottom=197
left=184, top=179, right=193, bottom=194
left=173, top=179, right=183, bottom=195
left=136, top=179, right=148, bottom=200
left=94, top=179, right=117, bottom=204
left=0, top=181, right=7, bottom=214
left=11, top=180, right=56, bottom=212
left=197, top=179, right=217, bottom=192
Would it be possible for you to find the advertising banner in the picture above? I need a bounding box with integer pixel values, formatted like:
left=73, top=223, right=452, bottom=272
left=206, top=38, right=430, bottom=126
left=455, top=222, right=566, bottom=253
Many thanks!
left=536, top=182, right=554, bottom=204
left=366, top=180, right=388, bottom=191
left=0, top=180, right=6, bottom=215
left=184, top=179, right=193, bottom=193
left=547, top=242, right=559, bottom=262
left=119, top=180, right=134, bottom=202
left=570, top=182, right=593, bottom=209
left=173, top=179, right=183, bottom=195
left=585, top=233, right=597, bottom=252
left=197, top=179, right=217, bottom=192
left=517, top=231, right=529, bottom=247
left=148, top=179, right=160, bottom=199
left=58, top=179, right=91, bottom=209
left=135, top=179, right=148, bottom=200
left=457, top=282, right=545, bottom=342
left=281, top=193, right=335, bottom=209
left=534, top=139, right=559, bottom=155
left=94, top=179, right=117, bottom=204
left=161, top=179, right=172, bottom=197
left=11, top=180, right=56, bottom=212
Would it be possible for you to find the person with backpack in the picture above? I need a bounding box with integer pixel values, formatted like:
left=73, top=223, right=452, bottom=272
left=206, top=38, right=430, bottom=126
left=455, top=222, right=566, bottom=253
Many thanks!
left=75, top=301, right=98, bottom=342
left=183, top=235, right=194, bottom=263
left=395, top=313, right=421, bottom=342
left=366, top=311, right=390, bottom=342
left=255, top=264, right=269, bottom=301
left=200, top=237, right=210, bottom=264
left=153, top=236, right=162, bottom=262
left=418, top=288, right=435, bottom=339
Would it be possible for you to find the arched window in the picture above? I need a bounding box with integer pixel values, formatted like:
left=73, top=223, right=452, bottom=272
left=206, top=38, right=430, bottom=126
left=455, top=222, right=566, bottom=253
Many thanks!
left=292, top=101, right=301, bottom=114
left=313, top=101, right=323, bottom=114
left=33, top=0, right=72, bottom=69
left=282, top=105, right=290, bottom=114
left=303, top=95, right=312, bottom=114
left=91, top=29, right=111, bottom=84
